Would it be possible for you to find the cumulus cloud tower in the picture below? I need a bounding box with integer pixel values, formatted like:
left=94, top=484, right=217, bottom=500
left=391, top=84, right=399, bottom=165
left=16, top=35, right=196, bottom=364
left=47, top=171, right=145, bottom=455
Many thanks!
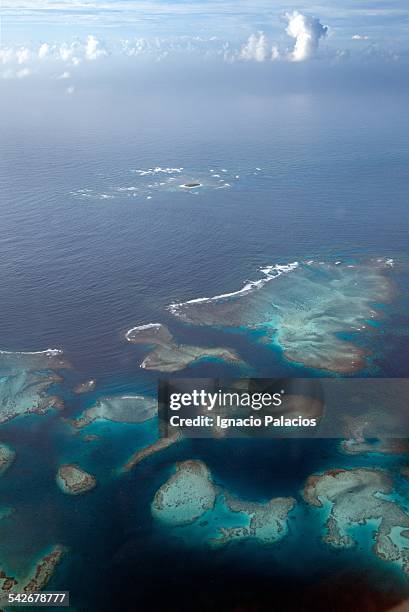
left=239, top=31, right=280, bottom=63
left=239, top=32, right=270, bottom=62
left=285, top=11, right=328, bottom=61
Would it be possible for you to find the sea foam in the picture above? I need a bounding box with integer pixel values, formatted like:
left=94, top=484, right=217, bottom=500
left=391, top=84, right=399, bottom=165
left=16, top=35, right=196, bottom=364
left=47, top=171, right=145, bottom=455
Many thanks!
left=168, top=261, right=299, bottom=314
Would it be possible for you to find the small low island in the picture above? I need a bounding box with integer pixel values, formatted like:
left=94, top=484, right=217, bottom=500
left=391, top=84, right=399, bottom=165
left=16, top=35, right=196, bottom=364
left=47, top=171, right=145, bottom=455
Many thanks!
left=180, top=182, right=201, bottom=189
left=56, top=464, right=97, bottom=495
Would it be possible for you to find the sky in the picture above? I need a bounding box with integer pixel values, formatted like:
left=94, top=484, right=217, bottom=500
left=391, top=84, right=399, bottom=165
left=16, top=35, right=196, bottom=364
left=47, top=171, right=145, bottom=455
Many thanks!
left=2, top=0, right=409, bottom=43
left=1, top=1, right=408, bottom=90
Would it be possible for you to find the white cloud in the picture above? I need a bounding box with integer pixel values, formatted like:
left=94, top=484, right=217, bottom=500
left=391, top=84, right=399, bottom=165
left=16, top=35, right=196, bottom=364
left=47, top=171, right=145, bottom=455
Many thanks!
left=16, top=68, right=31, bottom=78
left=361, top=43, right=400, bottom=62
left=239, top=32, right=270, bottom=62
left=0, top=48, right=14, bottom=65
left=57, top=41, right=82, bottom=65
left=0, top=46, right=32, bottom=71
left=2, top=69, right=15, bottom=79
left=122, top=38, right=149, bottom=57
left=285, top=11, right=328, bottom=61
left=66, top=85, right=75, bottom=94
left=85, top=35, right=107, bottom=60
left=59, top=43, right=75, bottom=63
left=236, top=11, right=327, bottom=63
left=0, top=21, right=403, bottom=82
left=16, top=47, right=30, bottom=64
left=334, top=48, right=350, bottom=62
left=2, top=66, right=31, bottom=79
left=38, top=42, right=50, bottom=59
left=0, top=35, right=106, bottom=79
left=237, top=32, right=280, bottom=63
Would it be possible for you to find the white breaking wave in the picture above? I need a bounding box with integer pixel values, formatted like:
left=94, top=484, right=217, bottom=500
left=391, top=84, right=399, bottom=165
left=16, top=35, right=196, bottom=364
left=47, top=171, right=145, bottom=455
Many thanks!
left=0, top=348, right=63, bottom=357
left=121, top=395, right=147, bottom=400
left=168, top=262, right=299, bottom=314
left=125, top=323, right=162, bottom=340
left=135, top=167, right=184, bottom=176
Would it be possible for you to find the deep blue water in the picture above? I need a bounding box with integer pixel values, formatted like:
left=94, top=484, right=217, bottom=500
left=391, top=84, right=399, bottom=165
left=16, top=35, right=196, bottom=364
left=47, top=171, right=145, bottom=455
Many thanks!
left=1, top=91, right=409, bottom=376
left=1, top=88, right=409, bottom=610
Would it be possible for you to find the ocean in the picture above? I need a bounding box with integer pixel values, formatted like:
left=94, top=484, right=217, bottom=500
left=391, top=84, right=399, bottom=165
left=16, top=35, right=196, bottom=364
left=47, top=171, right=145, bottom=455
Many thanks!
left=1, top=84, right=409, bottom=610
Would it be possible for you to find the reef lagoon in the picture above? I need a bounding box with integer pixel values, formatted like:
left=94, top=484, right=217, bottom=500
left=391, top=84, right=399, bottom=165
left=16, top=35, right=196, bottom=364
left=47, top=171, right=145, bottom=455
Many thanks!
left=1, top=90, right=409, bottom=610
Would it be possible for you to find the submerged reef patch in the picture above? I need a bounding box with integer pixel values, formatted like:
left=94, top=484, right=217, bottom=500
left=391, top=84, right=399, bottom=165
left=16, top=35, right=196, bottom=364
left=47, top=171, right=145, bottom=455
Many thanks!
left=152, top=460, right=296, bottom=547
left=0, top=443, right=15, bottom=475
left=303, top=468, right=409, bottom=576
left=0, top=507, right=14, bottom=520
left=68, top=395, right=157, bottom=429
left=125, top=323, right=242, bottom=372
left=73, top=379, right=96, bottom=394
left=152, top=460, right=217, bottom=525
left=56, top=464, right=97, bottom=495
left=0, top=350, right=66, bottom=424
left=340, top=439, right=409, bottom=455
left=169, top=259, right=394, bottom=373
left=122, top=430, right=182, bottom=473
left=210, top=493, right=296, bottom=547
left=0, top=545, right=67, bottom=606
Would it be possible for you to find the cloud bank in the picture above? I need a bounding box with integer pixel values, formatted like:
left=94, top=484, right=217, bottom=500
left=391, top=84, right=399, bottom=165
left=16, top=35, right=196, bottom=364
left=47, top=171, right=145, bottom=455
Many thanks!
left=0, top=9, right=403, bottom=84
left=0, top=34, right=109, bottom=79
